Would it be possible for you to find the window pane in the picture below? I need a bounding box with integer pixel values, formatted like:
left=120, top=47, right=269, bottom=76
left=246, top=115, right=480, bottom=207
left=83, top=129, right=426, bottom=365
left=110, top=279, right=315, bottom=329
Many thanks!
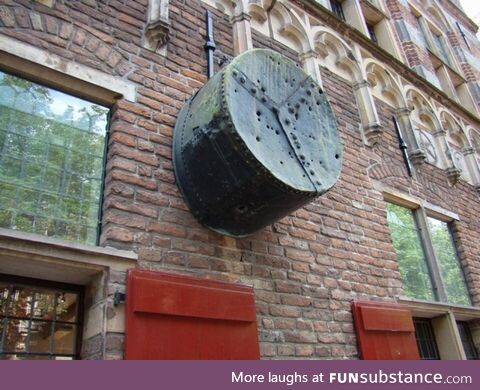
left=386, top=203, right=435, bottom=300
left=29, top=320, right=52, bottom=353
left=32, top=289, right=56, bottom=320
left=53, top=323, right=76, bottom=355
left=56, top=293, right=78, bottom=323
left=3, top=319, right=29, bottom=353
left=8, top=286, right=33, bottom=317
left=0, top=70, right=108, bottom=244
left=427, top=218, right=470, bottom=305
left=0, top=282, right=8, bottom=315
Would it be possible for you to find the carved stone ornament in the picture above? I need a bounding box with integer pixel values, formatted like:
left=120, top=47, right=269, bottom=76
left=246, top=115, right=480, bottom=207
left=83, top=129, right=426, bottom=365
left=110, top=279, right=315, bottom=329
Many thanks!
left=409, top=148, right=427, bottom=166
left=173, top=49, right=343, bottom=237
left=143, top=0, right=171, bottom=53
left=446, top=166, right=462, bottom=186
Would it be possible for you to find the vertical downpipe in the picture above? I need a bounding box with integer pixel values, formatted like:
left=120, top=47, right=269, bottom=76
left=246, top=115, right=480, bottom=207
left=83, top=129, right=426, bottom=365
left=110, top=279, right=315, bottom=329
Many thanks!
left=205, top=11, right=216, bottom=79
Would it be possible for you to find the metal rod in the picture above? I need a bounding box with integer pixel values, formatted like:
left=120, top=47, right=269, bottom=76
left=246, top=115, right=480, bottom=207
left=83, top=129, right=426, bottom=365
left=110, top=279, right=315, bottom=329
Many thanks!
left=392, top=115, right=413, bottom=177
left=205, top=11, right=216, bottom=79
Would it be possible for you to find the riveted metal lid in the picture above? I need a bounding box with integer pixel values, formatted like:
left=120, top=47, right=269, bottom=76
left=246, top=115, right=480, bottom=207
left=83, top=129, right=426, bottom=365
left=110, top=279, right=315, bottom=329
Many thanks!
left=223, top=49, right=342, bottom=194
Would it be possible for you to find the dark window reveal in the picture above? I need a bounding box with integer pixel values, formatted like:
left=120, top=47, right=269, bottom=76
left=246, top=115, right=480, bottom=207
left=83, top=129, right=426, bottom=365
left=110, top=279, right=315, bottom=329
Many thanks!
left=457, top=322, right=479, bottom=360
left=366, top=23, right=378, bottom=44
left=414, top=318, right=440, bottom=360
left=330, top=0, right=346, bottom=21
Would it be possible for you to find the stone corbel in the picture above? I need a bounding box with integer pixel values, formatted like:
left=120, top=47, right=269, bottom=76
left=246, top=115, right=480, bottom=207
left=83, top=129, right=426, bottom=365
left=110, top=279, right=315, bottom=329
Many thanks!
left=446, top=166, right=462, bottom=186
left=353, top=80, right=382, bottom=146
left=409, top=148, right=428, bottom=166
left=143, top=0, right=171, bottom=55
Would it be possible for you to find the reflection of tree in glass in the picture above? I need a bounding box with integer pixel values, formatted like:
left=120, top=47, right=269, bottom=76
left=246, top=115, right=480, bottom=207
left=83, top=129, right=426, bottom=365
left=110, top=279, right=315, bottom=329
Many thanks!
left=386, top=204, right=434, bottom=301
left=427, top=218, right=470, bottom=306
left=0, top=71, right=108, bottom=244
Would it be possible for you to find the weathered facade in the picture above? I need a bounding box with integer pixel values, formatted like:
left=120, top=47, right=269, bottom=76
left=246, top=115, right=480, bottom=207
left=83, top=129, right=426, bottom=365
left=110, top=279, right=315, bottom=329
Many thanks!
left=0, top=0, right=480, bottom=359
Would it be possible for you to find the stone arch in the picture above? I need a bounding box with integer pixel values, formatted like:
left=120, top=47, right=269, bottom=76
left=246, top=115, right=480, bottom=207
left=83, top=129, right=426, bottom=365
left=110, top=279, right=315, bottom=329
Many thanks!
left=426, top=2, right=454, bottom=32
left=247, top=0, right=268, bottom=22
left=364, top=59, right=405, bottom=108
left=441, top=111, right=473, bottom=182
left=405, top=86, right=444, bottom=166
left=268, top=1, right=310, bottom=53
left=311, top=26, right=361, bottom=82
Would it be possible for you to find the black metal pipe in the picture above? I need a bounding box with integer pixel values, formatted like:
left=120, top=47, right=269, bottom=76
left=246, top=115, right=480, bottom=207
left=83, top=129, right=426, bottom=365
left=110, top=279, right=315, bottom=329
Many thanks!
left=392, top=115, right=413, bottom=177
left=205, top=11, right=216, bottom=79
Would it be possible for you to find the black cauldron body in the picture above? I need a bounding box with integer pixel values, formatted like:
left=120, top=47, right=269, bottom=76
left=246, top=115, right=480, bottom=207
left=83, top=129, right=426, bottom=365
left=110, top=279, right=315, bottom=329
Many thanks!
left=173, top=49, right=343, bottom=237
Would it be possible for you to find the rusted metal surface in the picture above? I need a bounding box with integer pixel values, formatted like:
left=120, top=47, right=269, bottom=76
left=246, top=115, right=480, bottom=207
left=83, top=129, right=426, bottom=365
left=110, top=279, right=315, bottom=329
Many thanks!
left=173, top=49, right=343, bottom=237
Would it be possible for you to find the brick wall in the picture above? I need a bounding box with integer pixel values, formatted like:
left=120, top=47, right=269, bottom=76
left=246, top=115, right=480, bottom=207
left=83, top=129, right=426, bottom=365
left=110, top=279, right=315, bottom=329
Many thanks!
left=0, top=0, right=479, bottom=359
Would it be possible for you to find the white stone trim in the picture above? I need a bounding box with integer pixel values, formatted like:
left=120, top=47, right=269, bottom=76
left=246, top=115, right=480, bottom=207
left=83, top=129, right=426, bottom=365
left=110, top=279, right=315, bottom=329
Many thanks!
left=0, top=35, right=136, bottom=102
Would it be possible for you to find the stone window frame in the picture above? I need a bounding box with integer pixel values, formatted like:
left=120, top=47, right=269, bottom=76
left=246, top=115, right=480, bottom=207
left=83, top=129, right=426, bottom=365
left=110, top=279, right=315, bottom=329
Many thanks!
left=408, top=3, right=478, bottom=114
left=357, top=0, right=404, bottom=61
left=382, top=189, right=480, bottom=360
left=383, top=191, right=471, bottom=306
left=0, top=35, right=138, bottom=359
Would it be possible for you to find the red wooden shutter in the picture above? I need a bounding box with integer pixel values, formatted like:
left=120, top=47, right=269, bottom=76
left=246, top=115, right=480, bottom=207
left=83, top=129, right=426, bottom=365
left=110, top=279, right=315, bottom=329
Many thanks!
left=125, top=269, right=260, bottom=360
left=351, top=301, right=420, bottom=360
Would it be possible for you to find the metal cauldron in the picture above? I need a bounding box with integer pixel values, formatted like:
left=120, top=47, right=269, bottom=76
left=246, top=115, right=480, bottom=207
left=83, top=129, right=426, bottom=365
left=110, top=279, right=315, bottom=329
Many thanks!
left=173, top=49, right=342, bottom=237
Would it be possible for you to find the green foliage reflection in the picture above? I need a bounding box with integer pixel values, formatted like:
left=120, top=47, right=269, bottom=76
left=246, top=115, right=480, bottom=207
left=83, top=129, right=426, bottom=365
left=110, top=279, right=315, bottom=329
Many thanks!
left=0, top=71, right=108, bottom=244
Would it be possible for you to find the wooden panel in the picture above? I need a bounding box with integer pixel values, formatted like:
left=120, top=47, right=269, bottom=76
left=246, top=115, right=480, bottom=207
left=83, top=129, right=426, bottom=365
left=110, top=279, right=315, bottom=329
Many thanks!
left=125, top=269, right=260, bottom=360
left=360, top=306, right=415, bottom=332
left=352, top=301, right=420, bottom=360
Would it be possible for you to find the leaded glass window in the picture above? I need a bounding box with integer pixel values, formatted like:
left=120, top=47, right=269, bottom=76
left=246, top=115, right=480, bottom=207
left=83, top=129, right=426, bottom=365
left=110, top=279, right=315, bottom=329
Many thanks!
left=386, top=203, right=435, bottom=301
left=0, top=275, right=83, bottom=360
left=0, top=70, right=109, bottom=244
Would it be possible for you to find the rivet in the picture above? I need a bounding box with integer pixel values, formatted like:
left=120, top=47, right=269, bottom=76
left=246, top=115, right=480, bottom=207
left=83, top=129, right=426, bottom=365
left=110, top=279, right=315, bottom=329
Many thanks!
left=292, top=134, right=297, bottom=140
left=300, top=155, right=305, bottom=160
left=310, top=170, right=315, bottom=175
left=288, top=107, right=295, bottom=114
left=300, top=98, right=306, bottom=103
left=240, top=77, right=246, bottom=83
left=285, top=119, right=291, bottom=125
left=233, top=70, right=238, bottom=76
left=251, top=88, right=257, bottom=94
left=307, top=90, right=312, bottom=96
left=295, top=103, right=300, bottom=109
left=262, top=97, right=267, bottom=102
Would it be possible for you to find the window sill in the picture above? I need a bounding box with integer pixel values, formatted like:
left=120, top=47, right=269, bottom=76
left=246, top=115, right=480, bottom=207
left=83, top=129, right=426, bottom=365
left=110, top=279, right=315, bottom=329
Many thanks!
left=398, top=297, right=480, bottom=321
left=0, top=228, right=137, bottom=284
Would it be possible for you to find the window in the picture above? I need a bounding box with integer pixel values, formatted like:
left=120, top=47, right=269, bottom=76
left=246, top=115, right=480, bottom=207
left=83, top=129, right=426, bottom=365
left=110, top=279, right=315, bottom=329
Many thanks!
left=426, top=217, right=470, bottom=306
left=0, top=274, right=83, bottom=360
left=457, top=322, right=479, bottom=360
left=0, top=70, right=109, bottom=245
left=413, top=318, right=440, bottom=360
left=330, top=0, right=345, bottom=21
left=366, top=22, right=378, bottom=44
left=385, top=203, right=435, bottom=301
left=385, top=202, right=471, bottom=305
